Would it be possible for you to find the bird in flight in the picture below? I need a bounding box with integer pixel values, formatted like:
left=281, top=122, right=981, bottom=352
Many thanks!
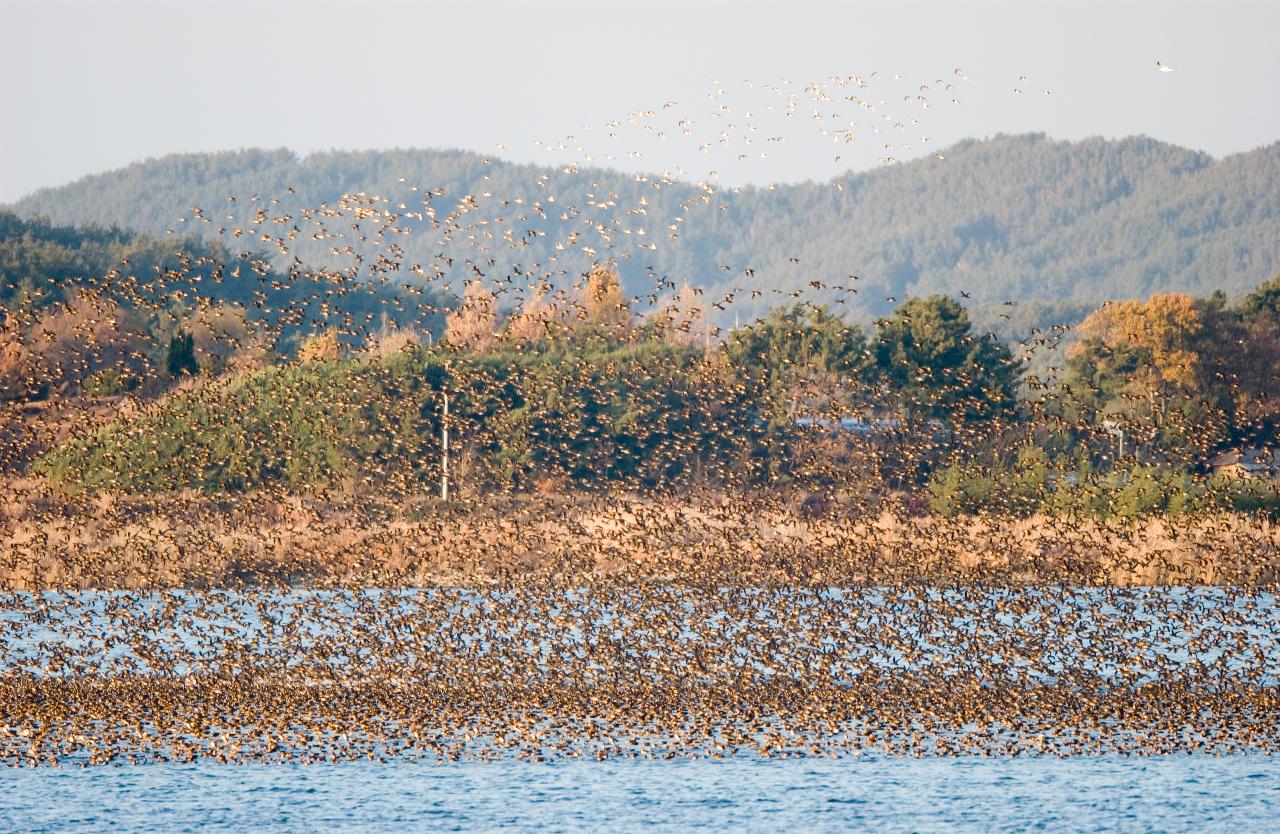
left=1156, top=61, right=1174, bottom=73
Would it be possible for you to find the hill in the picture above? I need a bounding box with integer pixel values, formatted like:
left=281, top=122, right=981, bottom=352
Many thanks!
left=9, top=134, right=1280, bottom=332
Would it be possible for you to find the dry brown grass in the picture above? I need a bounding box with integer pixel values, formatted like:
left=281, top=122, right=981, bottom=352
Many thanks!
left=1, top=478, right=1277, bottom=589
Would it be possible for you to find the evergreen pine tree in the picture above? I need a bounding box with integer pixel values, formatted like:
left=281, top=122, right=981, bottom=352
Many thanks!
left=167, top=331, right=197, bottom=377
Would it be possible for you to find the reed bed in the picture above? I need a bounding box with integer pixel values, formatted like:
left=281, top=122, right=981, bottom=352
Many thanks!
left=2, top=479, right=1276, bottom=589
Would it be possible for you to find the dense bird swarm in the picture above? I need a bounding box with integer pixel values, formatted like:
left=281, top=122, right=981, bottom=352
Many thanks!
left=2, top=69, right=1279, bottom=766
left=3, top=586, right=1279, bottom=765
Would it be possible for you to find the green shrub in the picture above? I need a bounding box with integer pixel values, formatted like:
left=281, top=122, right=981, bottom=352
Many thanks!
left=39, top=341, right=767, bottom=496
left=82, top=366, right=141, bottom=397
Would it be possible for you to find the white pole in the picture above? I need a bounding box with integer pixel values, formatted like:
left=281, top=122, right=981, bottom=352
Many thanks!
left=441, top=391, right=450, bottom=500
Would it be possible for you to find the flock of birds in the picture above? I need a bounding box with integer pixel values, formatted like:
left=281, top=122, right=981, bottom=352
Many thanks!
left=144, top=67, right=1081, bottom=328
left=5, top=58, right=1268, bottom=769
left=1, top=582, right=1277, bottom=766
left=7, top=63, right=1179, bottom=366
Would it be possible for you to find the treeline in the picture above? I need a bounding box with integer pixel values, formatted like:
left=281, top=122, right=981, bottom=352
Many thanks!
left=0, top=211, right=445, bottom=401
left=929, top=277, right=1280, bottom=516
left=37, top=266, right=1013, bottom=494
left=38, top=265, right=1280, bottom=518
left=10, top=135, right=1280, bottom=325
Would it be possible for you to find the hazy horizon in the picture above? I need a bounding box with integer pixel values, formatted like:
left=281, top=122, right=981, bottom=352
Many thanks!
left=4, top=0, right=1279, bottom=204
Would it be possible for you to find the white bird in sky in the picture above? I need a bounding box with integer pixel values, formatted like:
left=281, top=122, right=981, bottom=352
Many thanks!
left=1157, top=61, right=1175, bottom=73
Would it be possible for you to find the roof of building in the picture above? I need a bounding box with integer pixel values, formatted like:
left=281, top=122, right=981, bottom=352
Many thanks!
left=1208, top=447, right=1280, bottom=472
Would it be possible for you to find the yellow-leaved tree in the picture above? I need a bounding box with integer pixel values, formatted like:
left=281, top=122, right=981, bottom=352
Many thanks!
left=650, top=283, right=709, bottom=350
left=297, top=330, right=341, bottom=363
left=577, top=266, right=633, bottom=339
left=1066, top=292, right=1227, bottom=459
left=444, top=283, right=498, bottom=352
left=502, top=290, right=567, bottom=346
left=1074, top=293, right=1207, bottom=392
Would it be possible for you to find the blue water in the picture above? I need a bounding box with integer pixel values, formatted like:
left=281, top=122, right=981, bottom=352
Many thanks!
left=5, top=755, right=1279, bottom=833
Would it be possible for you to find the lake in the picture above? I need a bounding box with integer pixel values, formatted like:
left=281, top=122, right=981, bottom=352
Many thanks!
left=5, top=754, right=1280, bottom=833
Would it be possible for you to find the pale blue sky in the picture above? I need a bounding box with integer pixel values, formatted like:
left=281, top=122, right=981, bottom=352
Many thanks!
left=3, top=0, right=1277, bottom=203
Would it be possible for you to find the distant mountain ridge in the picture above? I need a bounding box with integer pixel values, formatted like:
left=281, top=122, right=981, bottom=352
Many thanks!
left=9, top=134, right=1280, bottom=328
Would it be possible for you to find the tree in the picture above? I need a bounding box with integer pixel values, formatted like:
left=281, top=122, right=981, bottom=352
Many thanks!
left=647, top=283, right=709, bottom=350
left=1074, top=294, right=1207, bottom=392
left=0, top=324, right=34, bottom=401
left=501, top=290, right=567, bottom=346
left=445, top=283, right=499, bottom=352
left=1239, top=274, right=1280, bottom=324
left=28, top=291, right=144, bottom=395
left=577, top=266, right=633, bottom=338
left=188, top=302, right=261, bottom=373
left=1060, top=291, right=1269, bottom=461
left=1061, top=336, right=1140, bottom=420
left=296, top=330, right=340, bottom=363
left=166, top=331, right=198, bottom=377
left=364, top=316, right=423, bottom=360
left=726, top=303, right=869, bottom=414
left=873, top=295, right=1018, bottom=422
left=1225, top=279, right=1280, bottom=447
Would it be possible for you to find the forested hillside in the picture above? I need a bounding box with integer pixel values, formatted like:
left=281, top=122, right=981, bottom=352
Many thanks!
left=9, top=134, right=1280, bottom=332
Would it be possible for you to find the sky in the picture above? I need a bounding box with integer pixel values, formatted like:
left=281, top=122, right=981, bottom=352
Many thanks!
left=3, top=0, right=1279, bottom=204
